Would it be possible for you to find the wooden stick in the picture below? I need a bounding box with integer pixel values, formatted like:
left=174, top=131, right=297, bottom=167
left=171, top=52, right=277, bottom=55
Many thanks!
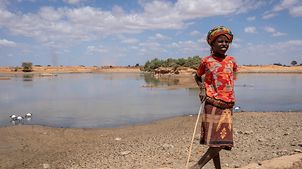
left=185, top=102, right=204, bottom=169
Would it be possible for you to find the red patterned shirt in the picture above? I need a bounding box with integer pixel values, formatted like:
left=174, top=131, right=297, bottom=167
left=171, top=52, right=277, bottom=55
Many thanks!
left=197, top=55, right=237, bottom=103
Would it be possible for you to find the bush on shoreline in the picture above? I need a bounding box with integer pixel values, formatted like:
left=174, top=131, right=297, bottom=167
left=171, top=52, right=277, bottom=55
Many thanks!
left=143, top=56, right=201, bottom=72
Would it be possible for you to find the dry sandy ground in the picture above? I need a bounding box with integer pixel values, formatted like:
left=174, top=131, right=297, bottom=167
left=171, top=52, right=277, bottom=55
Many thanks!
left=0, top=66, right=141, bottom=74
left=0, top=112, right=301, bottom=169
left=0, top=65, right=302, bottom=74
left=238, top=65, right=302, bottom=73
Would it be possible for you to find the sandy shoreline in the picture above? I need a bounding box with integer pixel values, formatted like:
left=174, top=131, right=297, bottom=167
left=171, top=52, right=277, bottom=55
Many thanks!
left=0, top=66, right=141, bottom=74
left=1, top=112, right=301, bottom=169
left=0, top=65, right=302, bottom=75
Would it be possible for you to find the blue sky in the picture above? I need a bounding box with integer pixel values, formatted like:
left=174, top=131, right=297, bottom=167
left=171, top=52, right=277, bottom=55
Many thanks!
left=0, top=0, right=302, bottom=66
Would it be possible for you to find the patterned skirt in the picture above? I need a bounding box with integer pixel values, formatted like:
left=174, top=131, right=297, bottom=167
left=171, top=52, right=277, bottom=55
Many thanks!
left=200, top=102, right=234, bottom=150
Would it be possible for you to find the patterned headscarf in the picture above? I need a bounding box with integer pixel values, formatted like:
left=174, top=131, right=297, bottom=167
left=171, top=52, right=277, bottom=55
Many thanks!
left=207, top=26, right=233, bottom=45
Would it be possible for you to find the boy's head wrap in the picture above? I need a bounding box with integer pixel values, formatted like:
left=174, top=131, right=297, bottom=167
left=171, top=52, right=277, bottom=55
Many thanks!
left=207, top=26, right=233, bottom=45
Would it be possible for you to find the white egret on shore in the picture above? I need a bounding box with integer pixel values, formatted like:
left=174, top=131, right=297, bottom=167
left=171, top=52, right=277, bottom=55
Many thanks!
left=10, top=114, right=17, bottom=121
left=17, top=116, right=24, bottom=121
left=25, top=113, right=32, bottom=118
left=234, top=106, right=241, bottom=112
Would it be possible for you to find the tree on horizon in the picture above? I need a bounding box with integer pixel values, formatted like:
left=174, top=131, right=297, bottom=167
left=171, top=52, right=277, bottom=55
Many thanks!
left=291, top=60, right=297, bottom=66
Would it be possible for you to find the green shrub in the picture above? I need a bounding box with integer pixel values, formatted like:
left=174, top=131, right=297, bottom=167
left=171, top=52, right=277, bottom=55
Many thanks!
left=143, top=56, right=201, bottom=72
left=22, top=62, right=33, bottom=72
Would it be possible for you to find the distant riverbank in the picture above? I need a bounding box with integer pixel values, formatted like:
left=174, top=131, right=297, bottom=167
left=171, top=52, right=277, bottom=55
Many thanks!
left=0, top=65, right=141, bottom=74
left=238, top=65, right=302, bottom=73
left=0, top=65, right=302, bottom=75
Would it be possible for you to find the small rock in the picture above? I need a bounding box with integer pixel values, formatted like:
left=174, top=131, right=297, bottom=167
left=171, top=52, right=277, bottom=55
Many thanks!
left=294, top=149, right=302, bottom=153
left=276, top=149, right=288, bottom=155
left=257, top=138, right=266, bottom=142
left=43, top=163, right=50, bottom=169
left=234, top=164, right=241, bottom=168
left=298, top=143, right=302, bottom=147
left=237, top=131, right=243, bottom=134
left=120, top=151, right=131, bottom=155
left=162, top=144, right=174, bottom=149
left=115, top=137, right=122, bottom=141
left=258, top=161, right=262, bottom=166
left=244, top=130, right=253, bottom=135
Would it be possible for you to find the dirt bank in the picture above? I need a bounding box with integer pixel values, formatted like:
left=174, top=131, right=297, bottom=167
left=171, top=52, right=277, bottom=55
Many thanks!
left=0, top=66, right=141, bottom=74
left=0, top=112, right=301, bottom=169
left=1, top=65, right=302, bottom=75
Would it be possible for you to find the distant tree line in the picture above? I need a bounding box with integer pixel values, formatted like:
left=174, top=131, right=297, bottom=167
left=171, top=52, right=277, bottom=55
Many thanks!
left=274, top=60, right=301, bottom=66
left=143, top=56, right=201, bottom=72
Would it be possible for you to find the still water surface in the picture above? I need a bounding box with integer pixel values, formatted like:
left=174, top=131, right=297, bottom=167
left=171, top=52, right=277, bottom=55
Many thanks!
left=0, top=73, right=301, bottom=128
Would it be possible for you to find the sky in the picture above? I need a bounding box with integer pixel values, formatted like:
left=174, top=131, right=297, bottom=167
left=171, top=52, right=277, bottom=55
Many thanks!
left=0, top=0, right=302, bottom=67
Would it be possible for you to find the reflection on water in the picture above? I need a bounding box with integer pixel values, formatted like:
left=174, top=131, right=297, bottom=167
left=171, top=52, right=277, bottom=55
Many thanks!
left=23, top=74, right=33, bottom=81
left=143, top=73, right=180, bottom=87
left=0, top=73, right=301, bottom=128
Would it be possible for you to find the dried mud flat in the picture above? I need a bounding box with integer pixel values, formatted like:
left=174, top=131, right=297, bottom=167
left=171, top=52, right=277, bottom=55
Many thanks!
left=0, top=112, right=301, bottom=169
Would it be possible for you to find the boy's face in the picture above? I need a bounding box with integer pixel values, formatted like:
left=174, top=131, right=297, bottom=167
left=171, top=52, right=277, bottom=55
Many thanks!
left=211, top=35, right=230, bottom=55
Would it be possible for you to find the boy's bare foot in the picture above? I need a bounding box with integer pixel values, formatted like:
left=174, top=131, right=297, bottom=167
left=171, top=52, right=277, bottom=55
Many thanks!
left=189, top=164, right=200, bottom=169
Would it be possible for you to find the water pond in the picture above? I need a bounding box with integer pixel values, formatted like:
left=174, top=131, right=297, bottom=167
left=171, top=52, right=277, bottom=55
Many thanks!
left=0, top=73, right=301, bottom=128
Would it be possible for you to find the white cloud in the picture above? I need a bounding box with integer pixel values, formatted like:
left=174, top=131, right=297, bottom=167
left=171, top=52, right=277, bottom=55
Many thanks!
left=155, top=33, right=169, bottom=40
left=263, top=0, right=302, bottom=19
left=0, top=0, right=265, bottom=49
left=244, top=26, right=257, bottom=33
left=87, top=45, right=107, bottom=54
left=272, top=32, right=287, bottom=37
left=137, top=41, right=168, bottom=55
left=280, top=40, right=302, bottom=47
left=63, top=0, right=86, bottom=5
left=190, top=30, right=201, bottom=36
left=139, top=41, right=161, bottom=50
left=148, top=33, right=170, bottom=41
left=262, top=12, right=276, bottom=19
left=272, top=0, right=299, bottom=12
left=0, top=0, right=8, bottom=9
left=235, top=40, right=302, bottom=64
left=247, top=16, right=256, bottom=21
left=169, top=40, right=206, bottom=54
left=121, top=38, right=139, bottom=44
left=264, top=26, right=287, bottom=37
left=0, top=38, right=16, bottom=47
left=0, top=0, right=268, bottom=65
left=174, top=0, right=264, bottom=18
left=289, top=6, right=302, bottom=16
left=112, top=5, right=125, bottom=17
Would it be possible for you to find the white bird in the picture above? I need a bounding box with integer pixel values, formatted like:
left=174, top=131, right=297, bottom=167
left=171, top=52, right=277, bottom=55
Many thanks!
left=234, top=106, right=241, bottom=112
left=17, top=116, right=24, bottom=121
left=25, top=113, right=32, bottom=118
left=10, top=114, right=17, bottom=121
